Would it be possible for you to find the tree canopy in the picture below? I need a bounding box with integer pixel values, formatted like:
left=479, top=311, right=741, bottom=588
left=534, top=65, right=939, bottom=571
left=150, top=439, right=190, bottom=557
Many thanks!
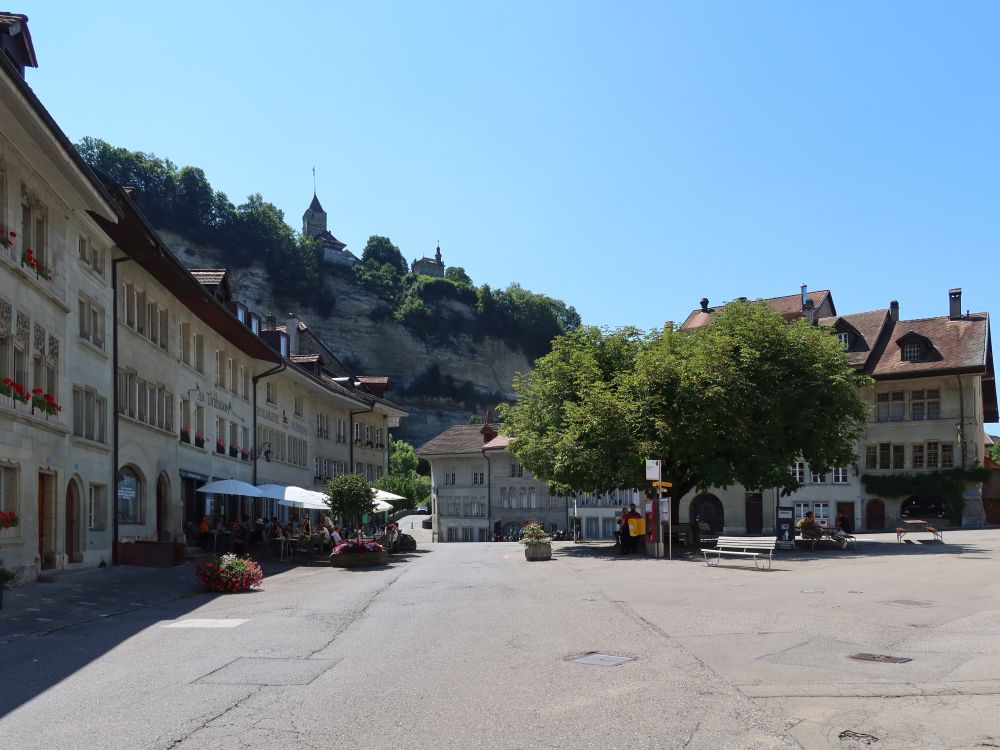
left=373, top=437, right=431, bottom=512
left=325, top=474, right=376, bottom=525
left=501, top=300, right=872, bottom=519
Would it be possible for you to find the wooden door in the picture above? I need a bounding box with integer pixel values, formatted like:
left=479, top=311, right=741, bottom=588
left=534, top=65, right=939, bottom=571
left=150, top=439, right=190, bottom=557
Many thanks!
left=65, top=482, right=77, bottom=562
left=866, top=499, right=885, bottom=531
left=836, top=502, right=854, bottom=534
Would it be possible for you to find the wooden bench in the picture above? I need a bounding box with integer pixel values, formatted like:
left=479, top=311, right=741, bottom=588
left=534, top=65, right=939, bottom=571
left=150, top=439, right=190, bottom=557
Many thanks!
left=797, top=528, right=857, bottom=550
left=928, top=526, right=943, bottom=542
left=702, top=536, right=776, bottom=571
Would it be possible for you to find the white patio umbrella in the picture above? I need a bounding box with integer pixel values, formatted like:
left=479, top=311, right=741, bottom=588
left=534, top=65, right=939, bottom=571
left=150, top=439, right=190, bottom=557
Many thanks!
left=196, top=479, right=263, bottom=497
left=373, top=489, right=406, bottom=502
left=372, top=498, right=394, bottom=513
left=277, top=496, right=329, bottom=510
left=256, top=484, right=329, bottom=509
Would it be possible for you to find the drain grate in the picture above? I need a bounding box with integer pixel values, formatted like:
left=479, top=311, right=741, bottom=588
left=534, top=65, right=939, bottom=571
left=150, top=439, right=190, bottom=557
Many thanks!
left=849, top=653, right=911, bottom=664
left=569, top=652, right=636, bottom=667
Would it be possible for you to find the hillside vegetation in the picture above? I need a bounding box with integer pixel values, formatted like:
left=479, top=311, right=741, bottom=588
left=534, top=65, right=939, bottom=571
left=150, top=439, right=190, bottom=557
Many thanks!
left=77, top=137, right=580, bottom=361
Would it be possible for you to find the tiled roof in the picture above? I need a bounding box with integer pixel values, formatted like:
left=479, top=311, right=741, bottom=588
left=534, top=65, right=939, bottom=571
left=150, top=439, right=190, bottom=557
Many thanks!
left=190, top=269, right=227, bottom=287
left=483, top=435, right=511, bottom=451
left=819, top=309, right=890, bottom=370
left=414, top=256, right=443, bottom=265
left=872, top=314, right=990, bottom=378
left=415, top=425, right=488, bottom=457
left=681, top=290, right=832, bottom=329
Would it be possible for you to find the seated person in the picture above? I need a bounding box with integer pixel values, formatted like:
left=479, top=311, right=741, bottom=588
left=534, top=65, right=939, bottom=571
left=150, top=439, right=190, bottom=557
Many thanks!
left=797, top=511, right=823, bottom=539
left=832, top=511, right=850, bottom=548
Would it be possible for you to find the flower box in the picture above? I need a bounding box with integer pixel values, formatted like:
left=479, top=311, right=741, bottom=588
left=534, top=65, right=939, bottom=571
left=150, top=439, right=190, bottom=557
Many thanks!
left=194, top=434, right=206, bottom=448
left=0, top=378, right=29, bottom=405
left=524, top=541, right=552, bottom=561
left=240, top=450, right=250, bottom=461
left=330, top=540, right=388, bottom=567
left=21, top=247, right=52, bottom=281
left=228, top=446, right=239, bottom=458
left=0, top=526, right=18, bottom=540
left=179, top=426, right=191, bottom=444
left=30, top=389, right=61, bottom=417
left=196, top=553, right=263, bottom=591
left=216, top=441, right=225, bottom=455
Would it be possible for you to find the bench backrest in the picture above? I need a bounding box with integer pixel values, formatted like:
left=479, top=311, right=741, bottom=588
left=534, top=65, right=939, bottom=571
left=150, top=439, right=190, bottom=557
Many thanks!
left=716, top=536, right=776, bottom=550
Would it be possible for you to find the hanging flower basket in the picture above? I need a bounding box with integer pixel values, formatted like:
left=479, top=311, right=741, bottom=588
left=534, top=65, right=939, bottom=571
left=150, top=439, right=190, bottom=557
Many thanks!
left=195, top=554, right=263, bottom=592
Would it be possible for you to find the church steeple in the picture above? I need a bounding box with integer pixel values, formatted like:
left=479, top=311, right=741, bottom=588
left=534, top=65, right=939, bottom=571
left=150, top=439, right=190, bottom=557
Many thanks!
left=435, top=242, right=441, bottom=264
left=302, top=192, right=327, bottom=237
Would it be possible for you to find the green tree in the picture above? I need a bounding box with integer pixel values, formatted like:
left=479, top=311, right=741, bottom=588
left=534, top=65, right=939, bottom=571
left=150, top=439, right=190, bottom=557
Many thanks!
left=360, top=235, right=408, bottom=276
left=990, top=440, right=1000, bottom=466
left=444, top=266, right=473, bottom=287
left=502, top=301, right=872, bottom=521
left=373, top=437, right=431, bottom=512
left=325, top=474, right=375, bottom=526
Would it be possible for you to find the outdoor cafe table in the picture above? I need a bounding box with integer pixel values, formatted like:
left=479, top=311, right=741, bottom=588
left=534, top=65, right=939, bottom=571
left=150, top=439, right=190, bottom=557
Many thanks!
left=897, top=519, right=929, bottom=542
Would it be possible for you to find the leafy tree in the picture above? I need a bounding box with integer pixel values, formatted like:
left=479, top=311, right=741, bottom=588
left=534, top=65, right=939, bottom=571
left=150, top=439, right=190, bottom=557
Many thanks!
left=444, top=266, right=473, bottom=287
left=371, top=437, right=431, bottom=512
left=990, top=440, right=1000, bottom=466
left=502, top=301, right=872, bottom=521
left=325, top=474, right=375, bottom=526
left=360, top=235, right=408, bottom=276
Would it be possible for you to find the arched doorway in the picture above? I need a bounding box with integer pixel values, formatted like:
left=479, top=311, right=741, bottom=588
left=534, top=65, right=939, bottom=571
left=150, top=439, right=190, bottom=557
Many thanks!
left=866, top=499, right=885, bottom=531
left=690, top=493, right=724, bottom=533
left=900, top=495, right=948, bottom=520
left=156, top=473, right=170, bottom=542
left=65, top=479, right=83, bottom=563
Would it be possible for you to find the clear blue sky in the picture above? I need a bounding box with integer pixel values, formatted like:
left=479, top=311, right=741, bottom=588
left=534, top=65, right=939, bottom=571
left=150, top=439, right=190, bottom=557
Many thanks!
left=16, top=1, right=1000, bottom=331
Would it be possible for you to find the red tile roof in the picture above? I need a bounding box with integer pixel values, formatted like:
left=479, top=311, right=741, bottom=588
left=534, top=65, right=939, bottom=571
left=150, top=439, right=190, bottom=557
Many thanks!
left=416, top=425, right=490, bottom=456
left=483, top=435, right=511, bottom=451
left=819, top=309, right=890, bottom=370
left=681, top=290, right=833, bottom=329
left=872, top=314, right=990, bottom=379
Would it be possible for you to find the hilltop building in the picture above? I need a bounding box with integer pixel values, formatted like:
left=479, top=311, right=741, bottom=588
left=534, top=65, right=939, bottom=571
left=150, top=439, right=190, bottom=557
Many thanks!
left=302, top=193, right=358, bottom=267
left=411, top=244, right=445, bottom=278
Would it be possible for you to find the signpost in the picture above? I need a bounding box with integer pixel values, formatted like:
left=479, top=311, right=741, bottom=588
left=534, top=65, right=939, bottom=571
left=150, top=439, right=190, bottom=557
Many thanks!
left=645, top=461, right=673, bottom=559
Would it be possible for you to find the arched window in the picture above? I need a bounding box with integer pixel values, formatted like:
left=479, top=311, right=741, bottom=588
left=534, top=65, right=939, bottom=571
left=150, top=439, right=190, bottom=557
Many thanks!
left=117, top=466, right=144, bottom=524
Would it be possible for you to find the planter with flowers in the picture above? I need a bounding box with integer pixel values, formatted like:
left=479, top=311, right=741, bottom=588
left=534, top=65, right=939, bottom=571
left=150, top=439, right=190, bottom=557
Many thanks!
left=0, top=511, right=19, bottom=540
left=0, top=378, right=30, bottom=406
left=30, top=389, right=61, bottom=417
left=0, top=558, right=17, bottom=609
left=179, top=425, right=191, bottom=444
left=240, top=448, right=251, bottom=461
left=330, top=539, right=388, bottom=568
left=0, top=228, right=14, bottom=251
left=228, top=444, right=239, bottom=459
left=194, top=431, right=205, bottom=449
left=195, top=553, right=263, bottom=593
left=20, top=247, right=52, bottom=281
left=215, top=438, right=225, bottom=455
left=520, top=521, right=552, bottom=561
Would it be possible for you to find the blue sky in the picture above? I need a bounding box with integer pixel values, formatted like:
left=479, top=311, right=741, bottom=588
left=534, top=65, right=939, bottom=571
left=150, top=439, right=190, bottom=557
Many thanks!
left=17, top=1, right=1000, bottom=331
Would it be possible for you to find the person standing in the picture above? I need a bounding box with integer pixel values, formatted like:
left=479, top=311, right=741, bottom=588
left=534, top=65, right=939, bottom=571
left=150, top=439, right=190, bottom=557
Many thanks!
left=618, top=506, right=630, bottom=555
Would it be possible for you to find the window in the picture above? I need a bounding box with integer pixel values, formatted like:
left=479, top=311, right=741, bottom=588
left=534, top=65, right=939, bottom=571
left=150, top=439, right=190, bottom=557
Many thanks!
left=865, top=445, right=877, bottom=469
left=72, top=385, right=107, bottom=443
left=88, top=485, right=107, bottom=531
left=811, top=469, right=826, bottom=484
left=266, top=381, right=277, bottom=405
left=472, top=467, right=485, bottom=485
left=836, top=332, right=850, bottom=349
left=941, top=443, right=954, bottom=468
left=193, top=333, right=204, bottom=373
left=216, top=417, right=226, bottom=452
left=462, top=528, right=473, bottom=542
left=294, top=394, right=304, bottom=417
left=832, top=467, right=848, bottom=484
left=79, top=236, right=106, bottom=277
left=892, top=444, right=905, bottom=469
left=289, top=437, right=307, bottom=467
left=912, top=443, right=924, bottom=469
left=78, top=296, right=105, bottom=349
left=902, top=342, right=922, bottom=362
left=117, top=467, right=143, bottom=524
left=229, top=422, right=239, bottom=453
left=179, top=323, right=191, bottom=365
left=242, top=427, right=250, bottom=456
left=226, top=357, right=234, bottom=392
left=911, top=388, right=941, bottom=421
left=871, top=443, right=904, bottom=470
left=195, top=405, right=205, bottom=443
left=354, top=422, right=361, bottom=443
left=814, top=502, right=830, bottom=525
left=215, top=350, right=224, bottom=386
left=316, top=413, right=329, bottom=438
left=374, top=428, right=382, bottom=447
left=21, top=189, right=47, bottom=269
left=365, top=425, right=372, bottom=444
left=0, top=465, right=17, bottom=519
left=238, top=365, right=247, bottom=399
left=443, top=468, right=456, bottom=486
left=926, top=441, right=939, bottom=468
left=876, top=391, right=905, bottom=422
left=510, top=462, right=524, bottom=478
left=791, top=462, right=805, bottom=483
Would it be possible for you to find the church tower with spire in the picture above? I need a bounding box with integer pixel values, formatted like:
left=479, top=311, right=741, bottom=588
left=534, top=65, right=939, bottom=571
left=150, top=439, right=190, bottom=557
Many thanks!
left=302, top=193, right=327, bottom=238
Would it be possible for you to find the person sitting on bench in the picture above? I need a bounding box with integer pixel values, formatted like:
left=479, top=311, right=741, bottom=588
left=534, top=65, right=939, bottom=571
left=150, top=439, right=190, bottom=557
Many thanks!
left=797, top=512, right=823, bottom=540
left=831, top=510, right=851, bottom=549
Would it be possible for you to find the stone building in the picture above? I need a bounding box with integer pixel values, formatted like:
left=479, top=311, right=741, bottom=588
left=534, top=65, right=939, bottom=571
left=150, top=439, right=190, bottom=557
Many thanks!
left=302, top=193, right=358, bottom=266
left=678, top=286, right=996, bottom=534
left=411, top=244, right=445, bottom=278
left=0, top=15, right=120, bottom=578
left=417, top=417, right=633, bottom=542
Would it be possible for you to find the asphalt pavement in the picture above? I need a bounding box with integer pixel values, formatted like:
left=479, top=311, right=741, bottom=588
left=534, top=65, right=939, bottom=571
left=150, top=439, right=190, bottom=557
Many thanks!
left=0, top=527, right=998, bottom=749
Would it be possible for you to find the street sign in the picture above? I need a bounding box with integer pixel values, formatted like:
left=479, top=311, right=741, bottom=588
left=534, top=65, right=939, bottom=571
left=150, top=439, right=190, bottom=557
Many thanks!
left=645, top=460, right=660, bottom=481
left=651, top=480, right=673, bottom=488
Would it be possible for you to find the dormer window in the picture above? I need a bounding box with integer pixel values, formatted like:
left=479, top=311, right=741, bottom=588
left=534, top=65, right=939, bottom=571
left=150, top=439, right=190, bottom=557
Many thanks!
left=279, top=333, right=289, bottom=358
left=836, top=332, right=850, bottom=350
left=902, top=342, right=921, bottom=362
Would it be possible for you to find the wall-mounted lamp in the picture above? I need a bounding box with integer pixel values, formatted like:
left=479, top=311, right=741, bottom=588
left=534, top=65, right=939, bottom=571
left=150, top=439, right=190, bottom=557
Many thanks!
left=252, top=442, right=273, bottom=463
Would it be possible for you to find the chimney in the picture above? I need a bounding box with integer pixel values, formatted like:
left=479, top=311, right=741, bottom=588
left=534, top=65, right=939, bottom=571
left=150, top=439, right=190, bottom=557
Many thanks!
left=286, top=313, right=300, bottom=356
left=800, top=283, right=808, bottom=308
left=803, top=299, right=817, bottom=326
left=699, top=297, right=709, bottom=313
left=889, top=300, right=899, bottom=322
left=480, top=410, right=497, bottom=444
left=264, top=313, right=276, bottom=331
left=949, top=288, right=962, bottom=320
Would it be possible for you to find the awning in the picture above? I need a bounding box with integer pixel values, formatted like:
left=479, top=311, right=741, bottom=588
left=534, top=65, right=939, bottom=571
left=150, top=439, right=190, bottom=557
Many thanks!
left=257, top=484, right=329, bottom=509
left=195, top=479, right=263, bottom=497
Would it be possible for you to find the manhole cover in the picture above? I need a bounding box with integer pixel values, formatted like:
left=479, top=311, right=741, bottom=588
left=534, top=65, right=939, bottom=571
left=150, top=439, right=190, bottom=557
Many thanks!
left=849, top=653, right=911, bottom=664
left=569, top=652, right=636, bottom=667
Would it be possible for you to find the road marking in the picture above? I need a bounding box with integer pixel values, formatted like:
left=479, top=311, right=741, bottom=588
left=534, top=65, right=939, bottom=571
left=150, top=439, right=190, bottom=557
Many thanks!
left=163, top=619, right=249, bottom=629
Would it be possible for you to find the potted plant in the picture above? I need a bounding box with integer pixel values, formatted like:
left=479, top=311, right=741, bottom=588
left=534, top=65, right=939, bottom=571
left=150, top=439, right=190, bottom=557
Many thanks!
left=330, top=539, right=388, bottom=567
left=30, top=389, right=61, bottom=417
left=240, top=448, right=250, bottom=461
left=228, top=444, right=239, bottom=459
left=195, top=553, right=263, bottom=592
left=179, top=425, right=191, bottom=443
left=215, top=437, right=225, bottom=455
left=194, top=431, right=206, bottom=448
left=520, top=520, right=552, bottom=561
left=1, top=378, right=30, bottom=405
left=0, top=558, right=16, bottom=609
left=20, top=247, right=52, bottom=281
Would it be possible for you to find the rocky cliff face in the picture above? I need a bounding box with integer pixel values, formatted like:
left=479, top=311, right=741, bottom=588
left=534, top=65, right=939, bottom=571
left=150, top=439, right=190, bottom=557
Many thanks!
left=160, top=230, right=531, bottom=447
